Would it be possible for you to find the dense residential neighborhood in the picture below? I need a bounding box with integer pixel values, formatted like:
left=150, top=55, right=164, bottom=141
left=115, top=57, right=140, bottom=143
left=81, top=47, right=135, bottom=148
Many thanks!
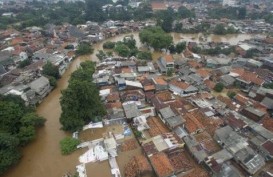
left=1, top=0, right=273, bottom=177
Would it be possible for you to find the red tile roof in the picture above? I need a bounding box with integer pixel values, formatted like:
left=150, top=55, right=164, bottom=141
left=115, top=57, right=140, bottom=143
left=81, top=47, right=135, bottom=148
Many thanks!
left=196, top=69, right=211, bottom=78
left=204, top=79, right=216, bottom=90
left=169, top=80, right=190, bottom=90
left=150, top=152, right=174, bottom=177
left=151, top=2, right=167, bottom=10
left=184, top=112, right=205, bottom=134
left=153, top=77, right=167, bottom=85
left=164, top=54, right=174, bottom=63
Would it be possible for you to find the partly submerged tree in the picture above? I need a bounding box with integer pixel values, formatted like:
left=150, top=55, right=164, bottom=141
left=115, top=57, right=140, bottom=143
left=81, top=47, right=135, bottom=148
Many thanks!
left=60, top=61, right=106, bottom=132
left=139, top=26, right=173, bottom=50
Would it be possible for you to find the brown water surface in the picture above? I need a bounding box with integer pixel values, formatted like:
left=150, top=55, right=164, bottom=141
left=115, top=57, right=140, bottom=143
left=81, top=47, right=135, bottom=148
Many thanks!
left=3, top=32, right=254, bottom=177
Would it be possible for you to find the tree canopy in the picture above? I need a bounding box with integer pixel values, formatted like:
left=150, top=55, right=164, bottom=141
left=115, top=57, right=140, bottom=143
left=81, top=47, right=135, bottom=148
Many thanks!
left=139, top=27, right=173, bottom=50
left=76, top=43, right=94, bottom=56
left=60, top=61, right=106, bottom=132
left=214, top=83, right=224, bottom=92
left=60, top=137, right=80, bottom=155
left=42, top=61, right=60, bottom=79
left=0, top=95, right=45, bottom=174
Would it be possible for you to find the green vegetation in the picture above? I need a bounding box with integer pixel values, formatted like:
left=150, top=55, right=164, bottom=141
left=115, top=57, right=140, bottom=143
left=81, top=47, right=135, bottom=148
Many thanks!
left=42, top=62, right=60, bottom=79
left=60, top=137, right=80, bottom=155
left=103, top=41, right=116, bottom=49
left=42, top=62, right=60, bottom=87
left=190, top=45, right=235, bottom=56
left=264, top=14, right=273, bottom=24
left=137, top=51, right=152, bottom=60
left=0, top=1, right=86, bottom=30
left=227, top=91, right=236, bottom=99
left=263, top=83, right=273, bottom=89
left=176, top=42, right=186, bottom=54
left=114, top=43, right=130, bottom=57
left=18, top=59, right=31, bottom=68
left=213, top=24, right=238, bottom=35
left=0, top=95, right=45, bottom=174
left=139, top=27, right=173, bottom=50
left=96, top=50, right=107, bottom=60
left=214, top=83, right=225, bottom=92
left=76, top=43, right=94, bottom=56
left=60, top=61, right=106, bottom=132
left=208, top=7, right=246, bottom=20
left=177, top=6, right=196, bottom=19
left=167, top=68, right=174, bottom=77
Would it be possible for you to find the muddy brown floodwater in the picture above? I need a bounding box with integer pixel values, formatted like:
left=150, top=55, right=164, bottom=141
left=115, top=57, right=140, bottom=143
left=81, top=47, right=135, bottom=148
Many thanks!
left=3, top=32, right=253, bottom=177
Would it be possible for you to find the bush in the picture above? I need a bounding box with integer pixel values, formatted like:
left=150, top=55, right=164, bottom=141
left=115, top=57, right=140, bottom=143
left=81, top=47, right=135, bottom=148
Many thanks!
left=137, top=51, right=152, bottom=60
left=103, top=41, right=116, bottom=49
left=60, top=137, right=80, bottom=155
left=18, top=59, right=31, bottom=68
left=214, top=83, right=224, bottom=92
left=167, top=68, right=174, bottom=77
left=48, top=76, right=57, bottom=88
left=76, top=43, right=94, bottom=55
left=227, top=91, right=236, bottom=98
left=42, top=62, right=60, bottom=79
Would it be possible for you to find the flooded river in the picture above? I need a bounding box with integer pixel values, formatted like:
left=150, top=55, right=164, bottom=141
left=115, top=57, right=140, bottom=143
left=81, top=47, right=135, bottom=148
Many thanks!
left=3, top=32, right=253, bottom=177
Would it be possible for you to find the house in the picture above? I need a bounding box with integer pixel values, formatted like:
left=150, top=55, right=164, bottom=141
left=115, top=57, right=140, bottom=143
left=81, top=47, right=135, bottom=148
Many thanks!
left=234, top=147, right=265, bottom=175
left=122, top=101, right=141, bottom=119
left=120, top=89, right=145, bottom=104
left=169, top=79, right=198, bottom=96
left=152, top=77, right=168, bottom=91
left=149, top=152, right=174, bottom=177
left=220, top=75, right=235, bottom=87
left=158, top=107, right=185, bottom=129
left=225, top=113, right=248, bottom=131
left=214, top=125, right=249, bottom=154
left=241, top=107, right=266, bottom=122
left=183, top=135, right=208, bottom=164
left=205, top=157, right=242, bottom=177
left=250, top=136, right=273, bottom=161
left=142, top=133, right=183, bottom=156
left=184, top=112, right=205, bottom=135
left=29, top=76, right=51, bottom=100
left=156, top=55, right=174, bottom=74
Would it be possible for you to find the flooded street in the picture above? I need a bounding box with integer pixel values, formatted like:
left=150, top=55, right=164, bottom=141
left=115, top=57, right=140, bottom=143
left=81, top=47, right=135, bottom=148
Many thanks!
left=3, top=32, right=254, bottom=177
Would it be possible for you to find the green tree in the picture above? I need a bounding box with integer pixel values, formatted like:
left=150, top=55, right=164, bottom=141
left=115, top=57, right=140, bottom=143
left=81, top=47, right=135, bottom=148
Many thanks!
left=47, top=76, right=57, bottom=88
left=60, top=61, right=106, bottom=132
left=227, top=91, right=236, bottom=99
left=103, top=41, right=116, bottom=49
left=174, top=22, right=183, bottom=32
left=18, top=59, right=32, bottom=68
left=137, top=51, right=152, bottom=60
left=176, top=42, right=186, bottom=54
left=139, top=26, right=173, bottom=50
left=167, top=68, right=174, bottom=77
left=123, top=35, right=136, bottom=49
left=0, top=133, right=21, bottom=175
left=60, top=137, right=80, bottom=155
left=96, top=50, right=107, bottom=60
left=76, top=43, right=94, bottom=55
left=42, top=61, right=60, bottom=79
left=114, top=43, right=130, bottom=57
left=17, top=126, right=36, bottom=145
left=213, top=24, right=226, bottom=35
left=177, top=6, right=195, bottom=19
left=214, top=83, right=224, bottom=92
left=20, top=113, right=45, bottom=127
